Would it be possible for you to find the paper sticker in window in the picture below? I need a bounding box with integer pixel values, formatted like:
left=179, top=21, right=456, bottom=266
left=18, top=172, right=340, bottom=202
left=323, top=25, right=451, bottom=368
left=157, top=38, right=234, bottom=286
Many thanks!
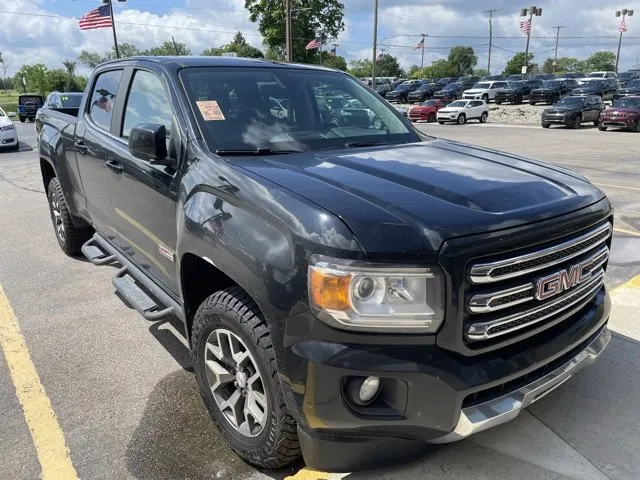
left=196, top=100, right=225, bottom=121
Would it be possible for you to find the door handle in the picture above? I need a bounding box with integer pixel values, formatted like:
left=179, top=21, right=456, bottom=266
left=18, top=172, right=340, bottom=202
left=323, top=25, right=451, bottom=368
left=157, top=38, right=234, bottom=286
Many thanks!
left=106, top=159, right=124, bottom=174
left=75, top=140, right=87, bottom=155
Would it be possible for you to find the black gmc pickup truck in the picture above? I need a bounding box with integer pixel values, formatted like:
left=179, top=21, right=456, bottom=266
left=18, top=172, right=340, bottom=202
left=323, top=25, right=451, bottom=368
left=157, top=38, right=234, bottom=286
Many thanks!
left=36, top=57, right=613, bottom=472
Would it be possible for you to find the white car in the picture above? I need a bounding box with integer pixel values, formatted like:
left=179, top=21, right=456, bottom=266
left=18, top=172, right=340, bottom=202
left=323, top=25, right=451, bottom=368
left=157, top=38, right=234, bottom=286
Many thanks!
left=436, top=99, right=489, bottom=125
left=0, top=107, right=19, bottom=151
left=462, top=80, right=509, bottom=102
left=587, top=71, right=617, bottom=79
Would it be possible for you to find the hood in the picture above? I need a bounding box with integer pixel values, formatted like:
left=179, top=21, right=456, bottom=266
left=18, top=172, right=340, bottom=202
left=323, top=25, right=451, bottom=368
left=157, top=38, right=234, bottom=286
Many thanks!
left=234, top=140, right=604, bottom=256
left=619, top=87, right=640, bottom=94
left=573, top=86, right=602, bottom=93
left=0, top=115, right=12, bottom=127
left=532, top=88, right=557, bottom=93
left=601, top=107, right=640, bottom=115
left=545, top=106, right=579, bottom=113
left=438, top=106, right=462, bottom=113
left=464, top=89, right=488, bottom=94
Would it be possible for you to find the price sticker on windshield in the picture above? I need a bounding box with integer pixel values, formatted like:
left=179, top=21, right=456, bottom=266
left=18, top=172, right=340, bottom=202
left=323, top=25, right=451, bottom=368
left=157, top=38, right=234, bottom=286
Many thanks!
left=196, top=100, right=225, bottom=121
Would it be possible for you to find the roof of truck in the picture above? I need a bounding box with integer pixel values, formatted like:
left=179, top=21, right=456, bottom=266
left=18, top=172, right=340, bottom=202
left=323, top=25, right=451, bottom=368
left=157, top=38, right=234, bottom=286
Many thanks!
left=98, top=56, right=340, bottom=72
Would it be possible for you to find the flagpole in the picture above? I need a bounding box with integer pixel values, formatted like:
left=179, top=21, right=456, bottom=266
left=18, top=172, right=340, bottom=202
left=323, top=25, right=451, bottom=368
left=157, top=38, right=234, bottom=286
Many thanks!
left=107, top=0, right=120, bottom=59
left=420, top=33, right=426, bottom=69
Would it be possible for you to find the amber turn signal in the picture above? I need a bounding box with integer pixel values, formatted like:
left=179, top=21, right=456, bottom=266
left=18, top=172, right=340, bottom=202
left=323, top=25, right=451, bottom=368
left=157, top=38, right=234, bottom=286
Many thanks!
left=309, top=266, right=351, bottom=311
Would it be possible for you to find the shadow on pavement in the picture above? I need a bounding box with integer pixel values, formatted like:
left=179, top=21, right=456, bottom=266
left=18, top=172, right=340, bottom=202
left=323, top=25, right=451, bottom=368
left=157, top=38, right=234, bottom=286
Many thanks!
left=125, top=369, right=302, bottom=480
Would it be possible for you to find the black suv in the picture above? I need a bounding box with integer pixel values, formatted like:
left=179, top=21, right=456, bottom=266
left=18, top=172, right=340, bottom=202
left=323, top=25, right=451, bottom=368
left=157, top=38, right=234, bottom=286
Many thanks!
left=541, top=95, right=605, bottom=129
left=494, top=80, right=543, bottom=104
left=407, top=82, right=438, bottom=103
left=532, top=73, right=556, bottom=81
left=386, top=81, right=422, bottom=103
left=375, top=83, right=392, bottom=98
left=434, top=81, right=474, bottom=100
left=615, top=79, right=640, bottom=98
left=618, top=71, right=640, bottom=87
left=529, top=79, right=579, bottom=105
left=571, top=78, right=618, bottom=101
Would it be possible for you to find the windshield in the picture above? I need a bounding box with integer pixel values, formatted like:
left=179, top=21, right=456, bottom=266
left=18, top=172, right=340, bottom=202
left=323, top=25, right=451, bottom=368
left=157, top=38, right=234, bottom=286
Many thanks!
left=508, top=81, right=524, bottom=88
left=417, top=84, right=434, bottom=91
left=556, top=97, right=586, bottom=107
left=625, top=79, right=640, bottom=88
left=181, top=67, right=418, bottom=153
left=619, top=72, right=634, bottom=79
left=472, top=82, right=492, bottom=89
left=447, top=100, right=467, bottom=108
left=613, top=97, right=640, bottom=108
left=578, top=79, right=605, bottom=87
left=61, top=94, right=82, bottom=108
left=542, top=80, right=561, bottom=88
left=442, top=83, right=458, bottom=90
left=19, top=95, right=42, bottom=104
left=421, top=100, right=438, bottom=106
left=587, top=73, right=605, bottom=78
left=395, top=84, right=409, bottom=91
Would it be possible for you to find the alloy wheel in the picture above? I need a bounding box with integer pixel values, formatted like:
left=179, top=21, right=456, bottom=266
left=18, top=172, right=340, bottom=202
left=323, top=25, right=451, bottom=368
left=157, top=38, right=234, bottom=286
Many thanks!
left=50, top=192, right=65, bottom=242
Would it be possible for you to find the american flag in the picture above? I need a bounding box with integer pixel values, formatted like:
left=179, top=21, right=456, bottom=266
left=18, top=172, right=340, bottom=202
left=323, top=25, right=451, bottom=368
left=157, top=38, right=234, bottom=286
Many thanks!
left=376, top=52, right=384, bottom=62
left=96, top=96, right=112, bottom=113
left=520, top=19, right=532, bottom=35
left=79, top=4, right=113, bottom=30
left=306, top=37, right=322, bottom=50
left=620, top=19, right=628, bottom=33
left=415, top=37, right=425, bottom=50
left=329, top=45, right=337, bottom=56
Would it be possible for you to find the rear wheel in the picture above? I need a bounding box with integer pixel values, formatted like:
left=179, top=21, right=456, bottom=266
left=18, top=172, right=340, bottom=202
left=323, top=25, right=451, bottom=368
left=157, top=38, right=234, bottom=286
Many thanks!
left=598, top=124, right=607, bottom=131
left=541, top=122, right=551, bottom=128
left=46, top=177, right=93, bottom=256
left=529, top=100, right=536, bottom=106
left=482, top=94, right=489, bottom=103
left=495, top=100, right=502, bottom=105
left=427, top=113, right=436, bottom=123
left=191, top=287, right=301, bottom=469
left=438, top=121, right=445, bottom=125
left=372, top=117, right=384, bottom=130
left=634, top=120, right=640, bottom=133
left=479, top=112, right=488, bottom=123
left=19, top=115, right=25, bottom=123
left=457, top=114, right=466, bottom=125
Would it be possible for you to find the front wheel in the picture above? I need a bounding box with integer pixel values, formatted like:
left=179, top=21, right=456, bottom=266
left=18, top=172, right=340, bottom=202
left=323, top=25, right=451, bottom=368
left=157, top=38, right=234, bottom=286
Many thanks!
left=479, top=112, right=488, bottom=123
left=568, top=115, right=581, bottom=129
left=192, top=287, right=301, bottom=469
left=529, top=101, right=536, bottom=106
left=598, top=124, right=607, bottom=131
left=457, top=114, right=466, bottom=125
left=541, top=122, right=551, bottom=129
left=634, top=120, right=640, bottom=133
left=427, top=113, right=436, bottom=123
left=438, top=121, right=445, bottom=125
left=593, top=120, right=599, bottom=127
left=47, top=178, right=93, bottom=255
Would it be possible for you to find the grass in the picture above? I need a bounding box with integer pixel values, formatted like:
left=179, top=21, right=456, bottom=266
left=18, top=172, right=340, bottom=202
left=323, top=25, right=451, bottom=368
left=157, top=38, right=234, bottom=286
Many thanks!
left=0, top=93, right=20, bottom=115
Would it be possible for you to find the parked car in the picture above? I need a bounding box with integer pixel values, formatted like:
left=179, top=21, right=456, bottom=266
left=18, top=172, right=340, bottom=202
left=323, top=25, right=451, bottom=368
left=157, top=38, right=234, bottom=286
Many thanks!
left=529, top=79, right=579, bottom=105
left=36, top=55, right=613, bottom=473
left=457, top=75, right=481, bottom=84
left=598, top=96, right=640, bottom=132
left=434, top=82, right=473, bottom=101
left=506, top=74, right=525, bottom=81
left=374, top=83, right=392, bottom=97
left=587, top=71, right=617, bottom=79
left=437, top=99, right=488, bottom=124
left=344, top=98, right=385, bottom=129
left=615, top=79, right=640, bottom=98
left=532, top=73, right=556, bottom=81
left=36, top=92, right=85, bottom=134
left=434, top=76, right=456, bottom=87
left=618, top=71, right=640, bottom=87
left=386, top=81, right=422, bottom=103
left=494, top=80, right=542, bottom=104
left=481, top=74, right=504, bottom=81
left=394, top=105, right=408, bottom=117
left=541, top=95, right=604, bottom=129
left=17, top=94, right=44, bottom=122
left=571, top=78, right=619, bottom=101
left=407, top=83, right=438, bottom=103
left=560, top=72, right=586, bottom=79
left=317, top=96, right=371, bottom=128
left=408, top=99, right=448, bottom=122
left=462, top=80, right=509, bottom=102
left=0, top=106, right=19, bottom=151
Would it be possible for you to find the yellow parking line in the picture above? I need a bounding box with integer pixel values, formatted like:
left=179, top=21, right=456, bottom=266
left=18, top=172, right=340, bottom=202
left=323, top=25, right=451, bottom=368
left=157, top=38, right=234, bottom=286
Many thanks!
left=593, top=182, right=640, bottom=192
left=0, top=285, right=78, bottom=480
left=613, top=274, right=640, bottom=290
left=614, top=227, right=640, bottom=237
left=285, top=469, right=349, bottom=480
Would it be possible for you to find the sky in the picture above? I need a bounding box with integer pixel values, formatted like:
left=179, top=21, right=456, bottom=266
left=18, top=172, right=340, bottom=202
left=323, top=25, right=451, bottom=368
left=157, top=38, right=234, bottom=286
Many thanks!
left=1, top=0, right=639, bottom=77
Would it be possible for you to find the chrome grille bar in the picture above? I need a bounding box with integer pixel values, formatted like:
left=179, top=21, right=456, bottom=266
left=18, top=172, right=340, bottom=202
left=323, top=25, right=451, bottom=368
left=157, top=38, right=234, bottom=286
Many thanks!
left=469, top=223, right=612, bottom=284
left=467, top=269, right=605, bottom=341
left=468, top=245, right=609, bottom=314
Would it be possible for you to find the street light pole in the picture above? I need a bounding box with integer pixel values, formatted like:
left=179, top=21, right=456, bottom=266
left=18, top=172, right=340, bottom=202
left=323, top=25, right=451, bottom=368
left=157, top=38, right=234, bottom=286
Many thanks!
left=615, top=9, right=634, bottom=73
left=483, top=9, right=498, bottom=74
left=552, top=25, right=566, bottom=73
left=420, top=33, right=426, bottom=69
left=285, top=0, right=292, bottom=62
left=520, top=6, right=542, bottom=75
left=372, top=0, right=379, bottom=88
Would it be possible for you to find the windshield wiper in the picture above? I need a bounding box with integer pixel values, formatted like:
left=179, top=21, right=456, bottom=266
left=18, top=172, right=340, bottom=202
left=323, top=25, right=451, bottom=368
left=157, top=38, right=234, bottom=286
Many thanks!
left=215, top=147, right=305, bottom=156
left=344, top=141, right=393, bottom=148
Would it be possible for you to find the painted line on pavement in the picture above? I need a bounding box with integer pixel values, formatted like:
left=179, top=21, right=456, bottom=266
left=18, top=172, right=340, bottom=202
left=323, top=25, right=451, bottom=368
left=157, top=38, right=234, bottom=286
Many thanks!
left=614, top=227, right=640, bottom=237
left=613, top=274, right=640, bottom=290
left=0, top=284, right=78, bottom=480
left=593, top=182, right=640, bottom=192
left=285, top=468, right=350, bottom=480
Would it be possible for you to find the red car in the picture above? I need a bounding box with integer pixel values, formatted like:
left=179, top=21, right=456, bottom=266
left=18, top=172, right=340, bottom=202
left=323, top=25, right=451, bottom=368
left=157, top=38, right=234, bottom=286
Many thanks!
left=408, top=99, right=448, bottom=123
left=598, top=96, right=640, bottom=132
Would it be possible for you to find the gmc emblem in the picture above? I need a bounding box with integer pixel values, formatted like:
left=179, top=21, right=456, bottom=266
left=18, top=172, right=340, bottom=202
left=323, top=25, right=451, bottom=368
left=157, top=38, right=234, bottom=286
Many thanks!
left=535, top=260, right=592, bottom=301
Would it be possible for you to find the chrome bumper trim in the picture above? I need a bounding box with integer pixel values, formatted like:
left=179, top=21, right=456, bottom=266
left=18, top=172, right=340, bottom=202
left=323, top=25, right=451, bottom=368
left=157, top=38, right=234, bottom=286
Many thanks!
left=430, top=326, right=611, bottom=444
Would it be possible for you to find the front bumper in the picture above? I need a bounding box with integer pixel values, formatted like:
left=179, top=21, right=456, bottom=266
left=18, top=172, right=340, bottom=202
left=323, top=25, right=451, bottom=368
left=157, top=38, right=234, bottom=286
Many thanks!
left=542, top=113, right=569, bottom=124
left=0, top=129, right=18, bottom=147
left=530, top=93, right=558, bottom=103
left=495, top=93, right=522, bottom=103
left=463, top=93, right=486, bottom=100
left=601, top=117, right=637, bottom=128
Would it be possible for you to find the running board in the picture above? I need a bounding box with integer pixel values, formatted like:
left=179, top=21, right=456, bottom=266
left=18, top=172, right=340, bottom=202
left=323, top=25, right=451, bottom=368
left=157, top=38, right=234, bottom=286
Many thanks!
left=81, top=233, right=183, bottom=322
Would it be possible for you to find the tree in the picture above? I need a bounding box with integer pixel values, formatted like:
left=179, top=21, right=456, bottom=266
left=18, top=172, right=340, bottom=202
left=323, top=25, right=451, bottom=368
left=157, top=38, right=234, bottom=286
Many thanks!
left=473, top=68, right=488, bottom=77
left=584, top=51, right=616, bottom=72
left=423, top=59, right=454, bottom=79
left=347, top=59, right=372, bottom=78
left=322, top=54, right=347, bottom=71
left=541, top=56, right=584, bottom=74
left=48, top=69, right=69, bottom=92
left=376, top=54, right=404, bottom=77
left=244, top=0, right=345, bottom=64
left=62, top=60, right=80, bottom=91
left=502, top=52, right=536, bottom=76
left=447, top=46, right=477, bottom=76
left=78, top=51, right=104, bottom=69
left=407, top=65, right=424, bottom=79
left=0, top=54, right=9, bottom=92
left=78, top=43, right=141, bottom=68
left=202, top=32, right=264, bottom=58
left=143, top=40, right=191, bottom=56
left=15, top=64, right=49, bottom=94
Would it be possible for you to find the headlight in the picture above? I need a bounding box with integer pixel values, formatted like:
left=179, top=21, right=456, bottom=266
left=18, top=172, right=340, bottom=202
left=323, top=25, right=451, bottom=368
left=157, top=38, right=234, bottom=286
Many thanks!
left=340, top=110, right=353, bottom=116
left=308, top=256, right=445, bottom=333
left=0, top=124, right=15, bottom=131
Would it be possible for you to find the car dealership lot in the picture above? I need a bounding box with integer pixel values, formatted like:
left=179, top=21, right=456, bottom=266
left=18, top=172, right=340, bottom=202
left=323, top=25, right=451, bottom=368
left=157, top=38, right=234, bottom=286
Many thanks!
left=1, top=121, right=640, bottom=480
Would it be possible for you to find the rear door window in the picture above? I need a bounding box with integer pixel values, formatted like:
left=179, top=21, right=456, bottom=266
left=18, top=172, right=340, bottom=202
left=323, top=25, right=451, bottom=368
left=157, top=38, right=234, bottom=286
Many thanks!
left=88, top=70, right=123, bottom=132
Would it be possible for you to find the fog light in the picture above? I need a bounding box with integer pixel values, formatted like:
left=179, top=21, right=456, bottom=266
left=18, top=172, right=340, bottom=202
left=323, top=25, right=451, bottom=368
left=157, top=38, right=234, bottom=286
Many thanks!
left=346, top=376, right=382, bottom=406
left=360, top=376, right=381, bottom=403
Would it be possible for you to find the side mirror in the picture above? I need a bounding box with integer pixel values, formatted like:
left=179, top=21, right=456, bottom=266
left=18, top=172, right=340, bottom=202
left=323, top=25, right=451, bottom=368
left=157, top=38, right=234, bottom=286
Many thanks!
left=128, top=123, right=170, bottom=165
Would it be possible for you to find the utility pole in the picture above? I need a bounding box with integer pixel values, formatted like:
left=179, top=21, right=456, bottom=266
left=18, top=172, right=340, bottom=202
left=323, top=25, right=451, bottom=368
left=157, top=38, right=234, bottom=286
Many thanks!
left=420, top=33, right=427, bottom=69
left=552, top=26, right=566, bottom=73
left=483, top=9, right=498, bottom=74
left=615, top=9, right=634, bottom=73
left=285, top=0, right=292, bottom=62
left=372, top=0, right=379, bottom=88
left=520, top=6, right=542, bottom=75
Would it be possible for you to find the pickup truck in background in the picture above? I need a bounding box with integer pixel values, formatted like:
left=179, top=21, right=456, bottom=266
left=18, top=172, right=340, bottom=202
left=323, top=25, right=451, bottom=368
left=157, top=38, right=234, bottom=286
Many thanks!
left=18, top=94, right=44, bottom=122
left=37, top=57, right=613, bottom=472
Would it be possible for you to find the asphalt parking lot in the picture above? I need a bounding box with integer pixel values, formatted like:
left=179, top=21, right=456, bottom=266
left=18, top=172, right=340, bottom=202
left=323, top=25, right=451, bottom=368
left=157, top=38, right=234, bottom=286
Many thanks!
left=1, top=120, right=640, bottom=480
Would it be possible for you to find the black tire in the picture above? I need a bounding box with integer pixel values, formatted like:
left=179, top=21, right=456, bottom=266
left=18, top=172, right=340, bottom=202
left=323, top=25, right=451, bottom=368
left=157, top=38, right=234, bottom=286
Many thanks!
left=634, top=120, right=640, bottom=133
left=438, top=121, right=445, bottom=125
left=372, top=117, right=384, bottom=130
left=495, top=100, right=502, bottom=105
left=457, top=114, right=466, bottom=125
left=482, top=94, right=489, bottom=103
left=427, top=113, right=436, bottom=123
left=568, top=115, right=581, bottom=129
left=598, top=124, right=607, bottom=131
left=19, top=115, right=25, bottom=123
left=593, top=120, right=599, bottom=127
left=479, top=112, right=488, bottom=123
left=191, top=287, right=301, bottom=469
left=47, top=178, right=93, bottom=256
left=541, top=122, right=551, bottom=129
left=529, top=101, right=536, bottom=106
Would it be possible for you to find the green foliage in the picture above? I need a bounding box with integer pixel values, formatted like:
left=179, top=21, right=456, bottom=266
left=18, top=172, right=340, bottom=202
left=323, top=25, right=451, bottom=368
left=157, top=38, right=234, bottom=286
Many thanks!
left=78, top=51, right=104, bottom=69
left=422, top=59, right=455, bottom=79
left=143, top=41, right=191, bottom=56
left=407, top=65, right=425, bottom=79
left=473, top=68, right=488, bottom=77
left=244, top=0, right=344, bottom=64
left=447, top=46, right=477, bottom=76
left=348, top=58, right=373, bottom=78
left=376, top=54, right=404, bottom=77
left=15, top=64, right=49, bottom=95
left=583, top=51, right=616, bottom=72
left=502, top=52, right=536, bottom=76
left=322, top=54, right=347, bottom=71
left=202, top=32, right=264, bottom=58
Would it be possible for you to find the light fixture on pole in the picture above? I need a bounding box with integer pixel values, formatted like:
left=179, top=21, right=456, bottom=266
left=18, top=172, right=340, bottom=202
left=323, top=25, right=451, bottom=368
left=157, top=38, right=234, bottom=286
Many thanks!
left=483, top=9, right=499, bottom=75
left=615, top=9, right=634, bottom=73
left=552, top=25, right=566, bottom=73
left=519, top=6, right=542, bottom=75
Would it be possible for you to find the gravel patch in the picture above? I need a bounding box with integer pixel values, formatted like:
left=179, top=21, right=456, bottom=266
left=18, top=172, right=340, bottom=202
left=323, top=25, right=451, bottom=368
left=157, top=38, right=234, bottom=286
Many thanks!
left=399, top=101, right=546, bottom=125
